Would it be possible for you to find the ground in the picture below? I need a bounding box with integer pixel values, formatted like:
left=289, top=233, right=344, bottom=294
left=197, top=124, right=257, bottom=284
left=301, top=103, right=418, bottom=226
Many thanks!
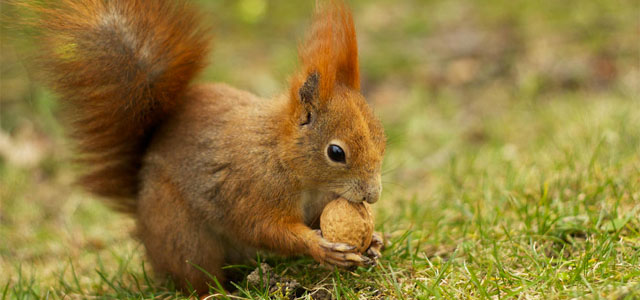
left=1, top=0, right=639, bottom=299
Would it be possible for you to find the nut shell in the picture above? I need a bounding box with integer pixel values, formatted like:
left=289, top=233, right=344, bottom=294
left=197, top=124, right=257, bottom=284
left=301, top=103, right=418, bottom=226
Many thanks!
left=320, top=197, right=374, bottom=253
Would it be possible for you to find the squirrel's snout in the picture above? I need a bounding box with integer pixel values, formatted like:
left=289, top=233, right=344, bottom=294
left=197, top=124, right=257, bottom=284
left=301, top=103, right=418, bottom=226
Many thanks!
left=341, top=177, right=382, bottom=204
left=361, top=175, right=382, bottom=204
left=362, top=187, right=381, bottom=203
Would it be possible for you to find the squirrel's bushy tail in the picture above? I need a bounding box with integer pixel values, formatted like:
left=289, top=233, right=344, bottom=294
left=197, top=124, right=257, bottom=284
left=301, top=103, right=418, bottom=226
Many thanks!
left=34, top=0, right=210, bottom=212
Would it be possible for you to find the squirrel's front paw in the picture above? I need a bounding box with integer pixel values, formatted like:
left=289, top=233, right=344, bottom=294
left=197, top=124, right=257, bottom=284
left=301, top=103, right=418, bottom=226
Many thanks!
left=308, top=230, right=372, bottom=268
left=365, top=231, right=384, bottom=265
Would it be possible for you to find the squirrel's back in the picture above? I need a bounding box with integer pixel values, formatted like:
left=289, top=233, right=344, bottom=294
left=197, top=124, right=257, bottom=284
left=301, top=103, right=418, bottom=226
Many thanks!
left=33, top=0, right=211, bottom=212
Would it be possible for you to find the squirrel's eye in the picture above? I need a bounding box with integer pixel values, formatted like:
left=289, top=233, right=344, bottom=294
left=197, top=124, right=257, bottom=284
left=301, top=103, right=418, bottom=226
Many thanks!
left=327, top=144, right=346, bottom=163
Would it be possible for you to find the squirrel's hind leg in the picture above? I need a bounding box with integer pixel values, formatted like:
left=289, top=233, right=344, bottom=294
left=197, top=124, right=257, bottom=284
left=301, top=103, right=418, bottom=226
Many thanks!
left=136, top=167, right=226, bottom=294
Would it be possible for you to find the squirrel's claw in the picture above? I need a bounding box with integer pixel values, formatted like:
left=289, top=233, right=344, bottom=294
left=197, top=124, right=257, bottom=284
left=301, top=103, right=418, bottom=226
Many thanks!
left=365, top=232, right=384, bottom=264
left=320, top=240, right=370, bottom=268
left=319, top=240, right=356, bottom=252
left=322, top=252, right=372, bottom=268
left=309, top=230, right=371, bottom=268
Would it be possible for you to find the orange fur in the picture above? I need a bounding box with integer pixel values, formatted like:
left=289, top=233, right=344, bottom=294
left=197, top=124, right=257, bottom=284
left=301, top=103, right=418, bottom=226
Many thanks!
left=30, top=0, right=385, bottom=294
left=31, top=0, right=210, bottom=212
left=290, top=0, right=360, bottom=102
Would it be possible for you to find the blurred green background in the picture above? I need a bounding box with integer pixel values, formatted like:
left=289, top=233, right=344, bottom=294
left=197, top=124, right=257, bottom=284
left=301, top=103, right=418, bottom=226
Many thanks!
left=1, top=0, right=639, bottom=298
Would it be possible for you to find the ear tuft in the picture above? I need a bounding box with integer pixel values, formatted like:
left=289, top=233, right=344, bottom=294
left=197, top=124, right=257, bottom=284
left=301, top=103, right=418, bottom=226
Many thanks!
left=290, top=0, right=359, bottom=102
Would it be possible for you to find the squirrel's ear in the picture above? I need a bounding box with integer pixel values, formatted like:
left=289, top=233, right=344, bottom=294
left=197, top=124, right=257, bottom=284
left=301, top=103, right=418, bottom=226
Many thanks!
left=299, top=72, right=319, bottom=104
left=292, top=1, right=359, bottom=101
left=295, top=72, right=319, bottom=126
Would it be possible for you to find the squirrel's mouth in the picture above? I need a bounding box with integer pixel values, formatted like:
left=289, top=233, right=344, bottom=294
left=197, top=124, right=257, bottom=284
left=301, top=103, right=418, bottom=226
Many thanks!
left=331, top=191, right=365, bottom=204
left=330, top=181, right=380, bottom=204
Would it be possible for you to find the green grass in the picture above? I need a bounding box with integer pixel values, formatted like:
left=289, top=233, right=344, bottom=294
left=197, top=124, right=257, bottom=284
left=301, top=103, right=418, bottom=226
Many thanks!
left=1, top=0, right=639, bottom=299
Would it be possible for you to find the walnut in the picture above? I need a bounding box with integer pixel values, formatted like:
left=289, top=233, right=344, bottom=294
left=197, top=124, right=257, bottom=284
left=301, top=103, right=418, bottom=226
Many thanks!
left=320, top=197, right=374, bottom=253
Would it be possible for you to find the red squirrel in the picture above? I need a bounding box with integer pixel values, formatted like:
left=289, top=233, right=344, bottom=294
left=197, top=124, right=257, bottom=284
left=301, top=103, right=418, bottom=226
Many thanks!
left=32, top=0, right=386, bottom=292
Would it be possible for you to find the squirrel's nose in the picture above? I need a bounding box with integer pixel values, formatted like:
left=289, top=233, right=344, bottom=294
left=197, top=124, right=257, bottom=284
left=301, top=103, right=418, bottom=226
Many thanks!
left=362, top=175, right=382, bottom=203
left=364, top=188, right=380, bottom=203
